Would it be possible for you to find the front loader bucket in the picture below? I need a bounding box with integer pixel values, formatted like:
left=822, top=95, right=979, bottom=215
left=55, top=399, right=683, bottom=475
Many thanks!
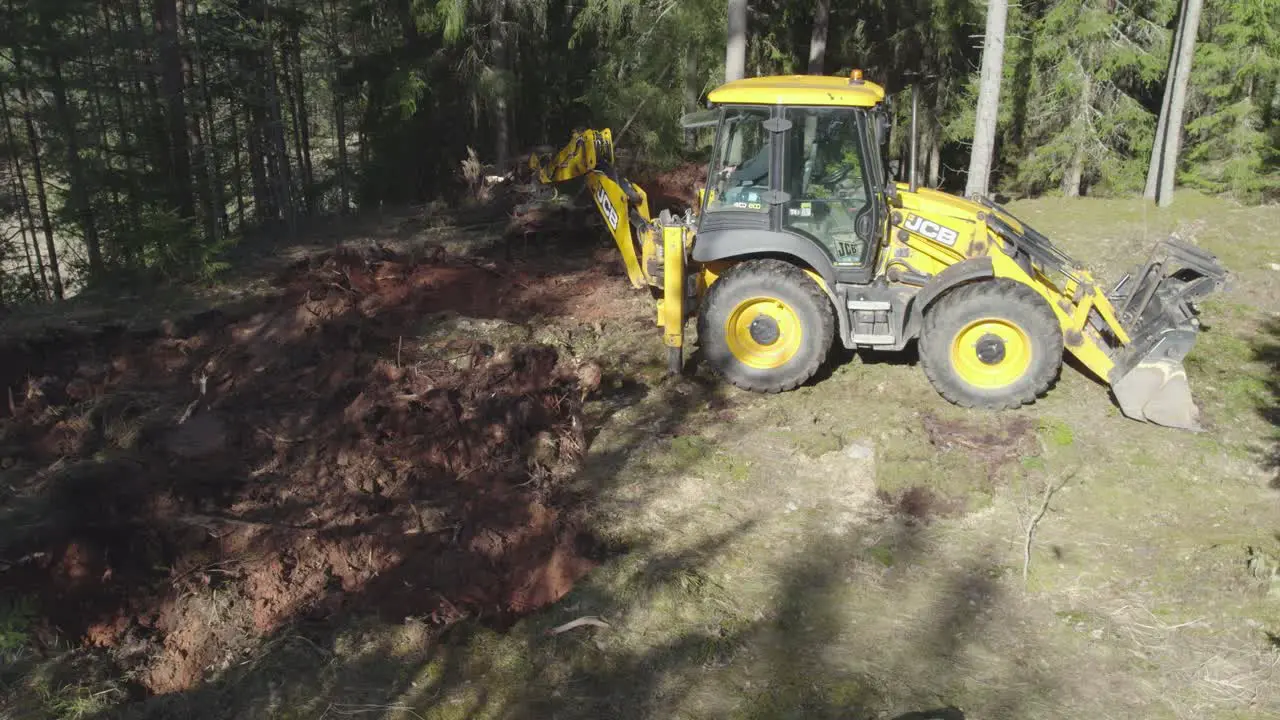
left=1112, top=358, right=1201, bottom=430
left=1105, top=238, right=1229, bottom=431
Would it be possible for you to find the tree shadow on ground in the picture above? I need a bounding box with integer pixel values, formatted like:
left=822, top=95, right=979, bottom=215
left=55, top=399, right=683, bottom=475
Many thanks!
left=1251, top=316, right=1280, bottom=487
left=84, top=377, right=1060, bottom=719
left=3, top=216, right=1061, bottom=718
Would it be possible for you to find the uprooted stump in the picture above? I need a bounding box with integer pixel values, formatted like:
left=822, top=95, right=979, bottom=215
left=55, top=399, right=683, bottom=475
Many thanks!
left=0, top=244, right=610, bottom=695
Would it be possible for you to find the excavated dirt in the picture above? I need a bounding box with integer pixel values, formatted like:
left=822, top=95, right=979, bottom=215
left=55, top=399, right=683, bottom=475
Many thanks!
left=637, top=162, right=708, bottom=215
left=0, top=245, right=623, bottom=695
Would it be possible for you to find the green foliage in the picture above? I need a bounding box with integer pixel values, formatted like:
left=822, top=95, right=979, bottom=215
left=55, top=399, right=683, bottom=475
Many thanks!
left=1037, top=418, right=1075, bottom=448
left=109, top=208, right=233, bottom=284
left=1000, top=0, right=1173, bottom=197
left=1181, top=0, right=1280, bottom=202
left=0, top=0, right=1276, bottom=307
left=0, top=594, right=36, bottom=656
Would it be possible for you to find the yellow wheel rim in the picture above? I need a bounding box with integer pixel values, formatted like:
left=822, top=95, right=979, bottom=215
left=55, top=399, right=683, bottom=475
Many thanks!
left=949, top=317, right=1033, bottom=389
left=724, top=296, right=803, bottom=369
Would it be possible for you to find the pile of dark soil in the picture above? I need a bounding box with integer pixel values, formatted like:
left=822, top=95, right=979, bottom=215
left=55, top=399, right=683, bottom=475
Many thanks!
left=637, top=162, right=708, bottom=215
left=0, top=245, right=609, bottom=694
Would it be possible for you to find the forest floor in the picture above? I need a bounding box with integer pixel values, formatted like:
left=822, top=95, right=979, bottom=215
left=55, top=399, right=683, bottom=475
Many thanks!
left=1, top=188, right=1279, bottom=720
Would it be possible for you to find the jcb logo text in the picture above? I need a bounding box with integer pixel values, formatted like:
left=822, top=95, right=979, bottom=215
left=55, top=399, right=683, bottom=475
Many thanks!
left=595, top=186, right=620, bottom=230
left=903, top=214, right=959, bottom=246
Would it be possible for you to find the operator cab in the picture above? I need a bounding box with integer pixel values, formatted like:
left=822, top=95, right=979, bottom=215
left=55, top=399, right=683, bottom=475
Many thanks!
left=689, top=71, right=890, bottom=286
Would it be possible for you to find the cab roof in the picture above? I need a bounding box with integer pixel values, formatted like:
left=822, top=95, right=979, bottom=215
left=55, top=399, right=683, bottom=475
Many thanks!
left=707, top=74, right=886, bottom=108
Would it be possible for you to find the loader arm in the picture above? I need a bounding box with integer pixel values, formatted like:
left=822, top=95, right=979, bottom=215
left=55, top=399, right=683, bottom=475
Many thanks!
left=529, top=129, right=656, bottom=289
left=972, top=196, right=1229, bottom=428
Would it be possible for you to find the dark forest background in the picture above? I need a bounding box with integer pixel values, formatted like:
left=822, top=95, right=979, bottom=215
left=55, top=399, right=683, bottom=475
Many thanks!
left=0, top=0, right=1275, bottom=301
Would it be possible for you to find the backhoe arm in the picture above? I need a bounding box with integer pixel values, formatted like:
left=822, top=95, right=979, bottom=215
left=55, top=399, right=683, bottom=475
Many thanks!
left=529, top=129, right=655, bottom=289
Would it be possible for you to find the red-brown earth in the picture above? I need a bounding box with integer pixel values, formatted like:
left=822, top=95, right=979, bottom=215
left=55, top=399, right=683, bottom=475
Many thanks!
left=0, top=244, right=632, bottom=695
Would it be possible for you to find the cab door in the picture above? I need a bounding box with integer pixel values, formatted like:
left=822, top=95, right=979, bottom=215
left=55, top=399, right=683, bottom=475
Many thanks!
left=780, top=107, right=880, bottom=284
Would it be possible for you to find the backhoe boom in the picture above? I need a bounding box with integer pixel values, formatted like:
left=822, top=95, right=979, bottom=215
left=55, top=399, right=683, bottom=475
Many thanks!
left=529, top=129, right=655, bottom=289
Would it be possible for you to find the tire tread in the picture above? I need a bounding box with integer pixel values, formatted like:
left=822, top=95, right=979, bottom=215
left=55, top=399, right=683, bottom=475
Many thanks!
left=697, top=259, right=835, bottom=393
left=918, top=279, right=1063, bottom=409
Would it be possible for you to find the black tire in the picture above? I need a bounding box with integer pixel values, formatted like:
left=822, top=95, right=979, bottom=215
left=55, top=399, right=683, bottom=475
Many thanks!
left=697, top=259, right=835, bottom=393
left=918, top=278, right=1063, bottom=409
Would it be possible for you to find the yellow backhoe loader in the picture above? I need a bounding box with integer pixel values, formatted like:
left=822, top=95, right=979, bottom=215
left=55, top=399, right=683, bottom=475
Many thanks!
left=529, top=71, right=1228, bottom=430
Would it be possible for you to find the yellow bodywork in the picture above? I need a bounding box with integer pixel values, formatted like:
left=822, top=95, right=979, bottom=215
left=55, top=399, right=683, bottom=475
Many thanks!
left=529, top=133, right=1130, bottom=388
left=708, top=75, right=886, bottom=108
left=528, top=73, right=1225, bottom=429
left=883, top=184, right=1125, bottom=384
left=530, top=128, right=654, bottom=290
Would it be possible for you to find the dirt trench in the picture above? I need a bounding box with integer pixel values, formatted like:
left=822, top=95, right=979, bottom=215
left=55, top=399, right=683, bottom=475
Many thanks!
left=0, top=245, right=620, bottom=695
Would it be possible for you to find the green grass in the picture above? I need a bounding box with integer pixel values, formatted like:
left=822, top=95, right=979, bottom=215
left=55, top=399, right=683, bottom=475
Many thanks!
left=0, top=595, right=36, bottom=657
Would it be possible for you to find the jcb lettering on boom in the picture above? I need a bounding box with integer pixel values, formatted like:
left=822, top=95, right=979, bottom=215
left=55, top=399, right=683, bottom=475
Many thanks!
left=904, top=214, right=959, bottom=246
left=595, top=186, right=620, bottom=230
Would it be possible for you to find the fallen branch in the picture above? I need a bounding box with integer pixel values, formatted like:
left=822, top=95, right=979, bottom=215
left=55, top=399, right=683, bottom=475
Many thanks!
left=175, top=512, right=314, bottom=532
left=546, top=615, right=611, bottom=636
left=176, top=372, right=208, bottom=425
left=1023, top=467, right=1077, bottom=586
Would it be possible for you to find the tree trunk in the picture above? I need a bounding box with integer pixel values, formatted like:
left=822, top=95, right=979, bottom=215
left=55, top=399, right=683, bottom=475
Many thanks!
left=264, top=21, right=295, bottom=232
left=0, top=87, right=49, bottom=299
left=80, top=14, right=121, bottom=225
left=132, top=0, right=173, bottom=194
left=192, top=0, right=225, bottom=238
left=1062, top=70, right=1091, bottom=198
left=1145, top=0, right=1186, bottom=200
left=291, top=22, right=314, bottom=213
left=683, top=45, right=700, bottom=150
left=928, top=130, right=942, bottom=188
left=156, top=0, right=196, bottom=220
left=323, top=0, right=349, bottom=214
left=807, top=0, right=830, bottom=75
left=1154, top=0, right=1203, bottom=207
left=182, top=0, right=217, bottom=243
left=188, top=93, right=217, bottom=241
left=15, top=62, right=64, bottom=299
left=490, top=0, right=510, bottom=172
left=50, top=53, right=103, bottom=280
left=965, top=0, right=1009, bottom=199
left=335, top=88, right=350, bottom=214
left=103, top=1, right=144, bottom=251
left=11, top=185, right=40, bottom=297
left=25, top=120, right=63, bottom=300
left=230, top=104, right=246, bottom=230
left=726, top=0, right=748, bottom=82
left=238, top=39, right=273, bottom=223
left=281, top=34, right=308, bottom=212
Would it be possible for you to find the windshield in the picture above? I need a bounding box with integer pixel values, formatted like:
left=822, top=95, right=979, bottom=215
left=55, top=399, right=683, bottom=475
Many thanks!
left=704, top=106, right=773, bottom=214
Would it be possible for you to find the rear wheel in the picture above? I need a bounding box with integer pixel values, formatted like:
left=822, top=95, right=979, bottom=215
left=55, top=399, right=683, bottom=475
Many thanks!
left=698, top=259, right=835, bottom=393
left=919, top=279, right=1063, bottom=409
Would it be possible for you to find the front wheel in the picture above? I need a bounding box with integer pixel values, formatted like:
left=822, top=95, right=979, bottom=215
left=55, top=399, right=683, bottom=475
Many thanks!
left=918, top=279, right=1063, bottom=409
left=698, top=259, right=835, bottom=393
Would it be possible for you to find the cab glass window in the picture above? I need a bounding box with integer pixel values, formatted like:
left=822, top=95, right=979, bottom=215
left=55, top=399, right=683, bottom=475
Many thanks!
left=705, top=107, right=772, bottom=214
left=782, top=108, right=873, bottom=266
